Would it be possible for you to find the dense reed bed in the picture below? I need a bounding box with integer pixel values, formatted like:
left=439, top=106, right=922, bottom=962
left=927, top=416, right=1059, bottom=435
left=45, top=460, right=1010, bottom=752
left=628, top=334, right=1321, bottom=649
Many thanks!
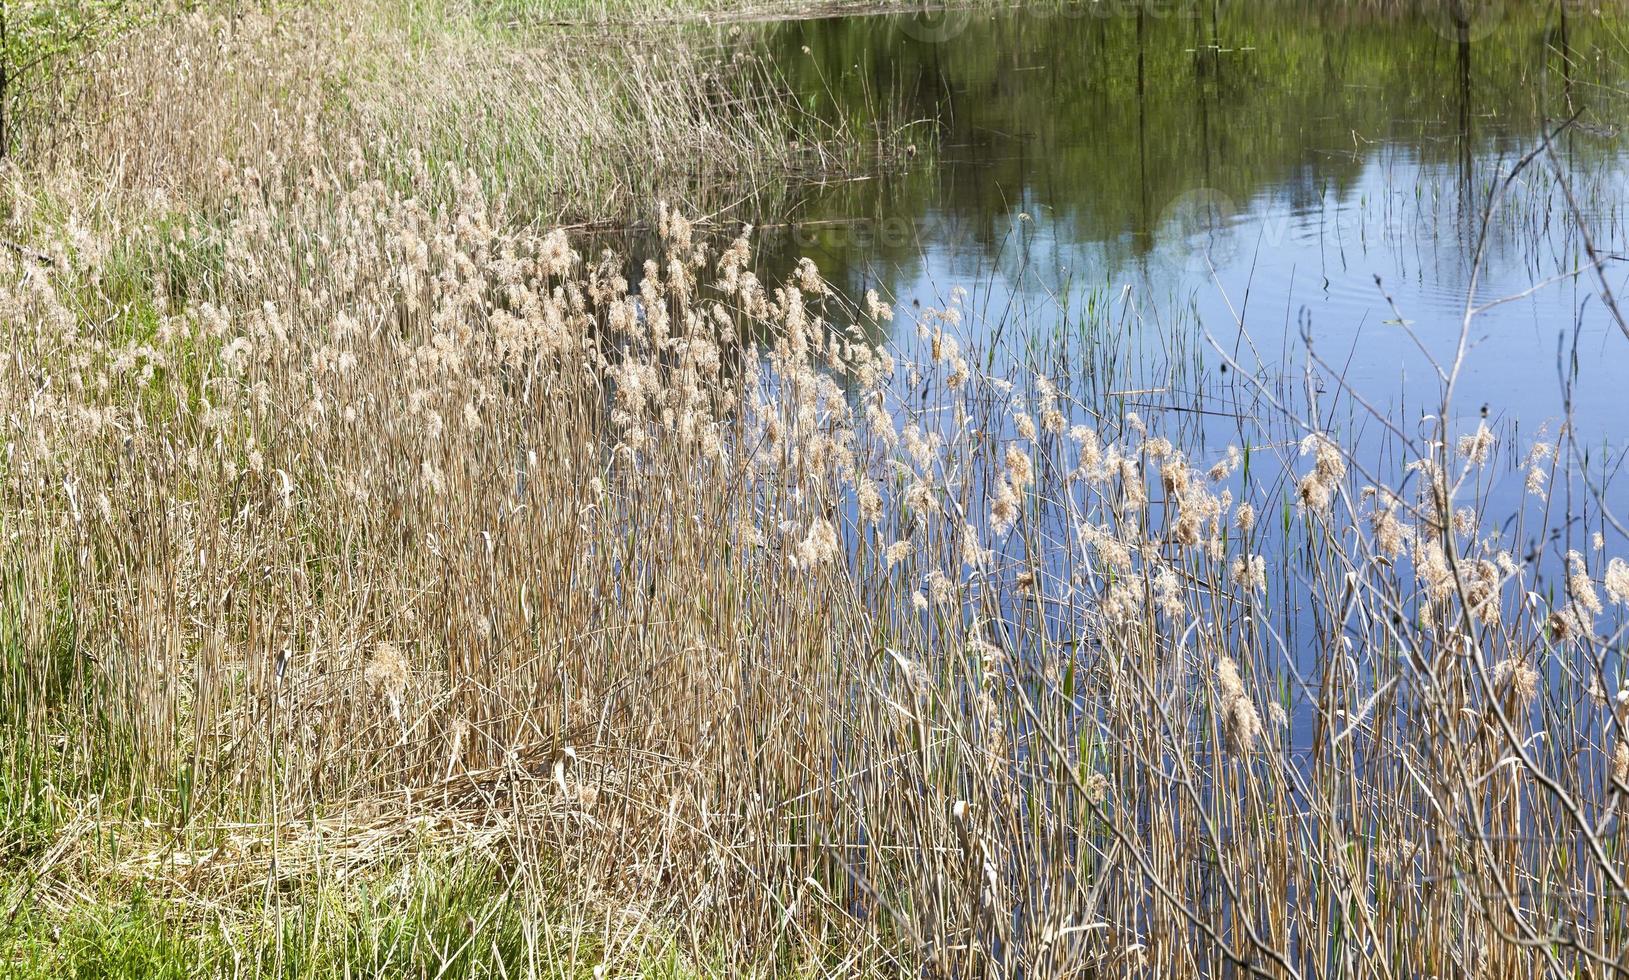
left=4, top=139, right=1629, bottom=979
left=5, top=1, right=1629, bottom=978
left=20, top=0, right=888, bottom=228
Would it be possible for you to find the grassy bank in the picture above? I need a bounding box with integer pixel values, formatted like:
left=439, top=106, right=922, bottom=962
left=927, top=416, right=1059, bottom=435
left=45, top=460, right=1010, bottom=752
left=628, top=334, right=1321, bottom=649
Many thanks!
left=5, top=154, right=1629, bottom=977
left=0, top=2, right=904, bottom=976
left=13, top=0, right=901, bottom=223
left=4, top=0, right=1629, bottom=978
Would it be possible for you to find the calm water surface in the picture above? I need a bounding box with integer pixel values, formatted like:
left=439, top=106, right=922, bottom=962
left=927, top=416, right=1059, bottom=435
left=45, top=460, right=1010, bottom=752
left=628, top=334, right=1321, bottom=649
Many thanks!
left=761, top=3, right=1629, bottom=449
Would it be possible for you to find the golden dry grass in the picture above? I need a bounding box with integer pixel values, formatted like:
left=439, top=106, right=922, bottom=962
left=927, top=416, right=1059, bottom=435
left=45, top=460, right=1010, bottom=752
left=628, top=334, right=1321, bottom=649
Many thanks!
left=3, top=1, right=1629, bottom=978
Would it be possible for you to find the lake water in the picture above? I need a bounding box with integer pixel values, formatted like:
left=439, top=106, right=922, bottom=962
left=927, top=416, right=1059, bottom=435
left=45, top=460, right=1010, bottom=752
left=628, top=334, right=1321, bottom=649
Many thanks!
left=759, top=2, right=1629, bottom=455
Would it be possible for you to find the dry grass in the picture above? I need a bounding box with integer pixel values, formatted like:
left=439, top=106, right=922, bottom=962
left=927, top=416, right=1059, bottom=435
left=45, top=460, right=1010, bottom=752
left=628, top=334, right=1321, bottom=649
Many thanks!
left=29, top=0, right=886, bottom=228
left=3, top=1, right=1629, bottom=978
left=453, top=0, right=1024, bottom=29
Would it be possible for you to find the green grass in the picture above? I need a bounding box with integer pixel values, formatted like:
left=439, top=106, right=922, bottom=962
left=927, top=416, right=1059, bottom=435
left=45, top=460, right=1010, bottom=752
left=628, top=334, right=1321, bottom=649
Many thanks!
left=4, top=889, right=202, bottom=980
left=0, top=850, right=732, bottom=980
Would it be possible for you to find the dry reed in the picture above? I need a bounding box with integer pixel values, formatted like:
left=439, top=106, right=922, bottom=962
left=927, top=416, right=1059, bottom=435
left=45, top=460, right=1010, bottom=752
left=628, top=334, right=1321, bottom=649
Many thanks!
left=3, top=2, right=1629, bottom=978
